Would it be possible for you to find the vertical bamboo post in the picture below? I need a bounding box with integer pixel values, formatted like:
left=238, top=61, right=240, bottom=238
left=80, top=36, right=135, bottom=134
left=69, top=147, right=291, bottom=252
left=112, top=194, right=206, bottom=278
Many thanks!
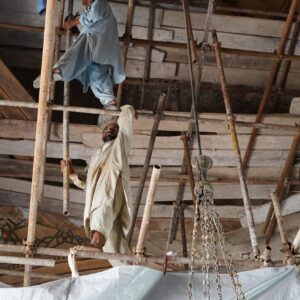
left=23, top=0, right=57, bottom=287
left=127, top=93, right=166, bottom=246
left=136, top=165, right=161, bottom=256
left=47, top=0, right=66, bottom=140
left=264, top=127, right=300, bottom=240
left=62, top=0, right=74, bottom=216
left=242, top=0, right=299, bottom=171
left=139, top=0, right=155, bottom=109
left=212, top=30, right=260, bottom=258
left=116, top=0, right=135, bottom=108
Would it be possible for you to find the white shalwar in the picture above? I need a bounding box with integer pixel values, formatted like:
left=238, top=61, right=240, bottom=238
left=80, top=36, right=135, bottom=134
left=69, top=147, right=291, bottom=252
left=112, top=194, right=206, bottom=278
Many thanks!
left=54, top=0, right=125, bottom=104
left=70, top=105, right=134, bottom=262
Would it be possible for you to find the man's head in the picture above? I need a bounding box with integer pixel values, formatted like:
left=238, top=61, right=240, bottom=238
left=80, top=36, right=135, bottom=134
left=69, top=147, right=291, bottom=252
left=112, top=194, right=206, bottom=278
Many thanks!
left=82, top=0, right=94, bottom=8
left=102, top=123, right=119, bottom=143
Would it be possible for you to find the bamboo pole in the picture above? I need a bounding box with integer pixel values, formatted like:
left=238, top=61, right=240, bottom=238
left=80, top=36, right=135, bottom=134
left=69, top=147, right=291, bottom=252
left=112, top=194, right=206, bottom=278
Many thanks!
left=139, top=0, right=155, bottom=109
left=264, top=128, right=300, bottom=242
left=136, top=165, right=161, bottom=256
left=0, top=256, right=55, bottom=267
left=212, top=30, right=260, bottom=258
left=0, top=244, right=281, bottom=270
left=182, top=0, right=197, bottom=63
left=270, top=192, right=294, bottom=265
left=127, top=93, right=166, bottom=246
left=62, top=0, right=73, bottom=216
left=270, top=192, right=290, bottom=244
left=0, top=99, right=300, bottom=133
left=116, top=0, right=135, bottom=108
left=242, top=0, right=299, bottom=171
left=23, top=0, right=57, bottom=287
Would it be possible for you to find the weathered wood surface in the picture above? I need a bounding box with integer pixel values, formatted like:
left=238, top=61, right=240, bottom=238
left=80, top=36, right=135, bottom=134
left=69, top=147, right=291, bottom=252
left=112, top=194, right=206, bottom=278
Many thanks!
left=0, top=138, right=298, bottom=166
left=240, top=193, right=300, bottom=228
left=1, top=158, right=299, bottom=184
left=0, top=113, right=299, bottom=140
left=0, top=177, right=277, bottom=204
left=0, top=59, right=36, bottom=120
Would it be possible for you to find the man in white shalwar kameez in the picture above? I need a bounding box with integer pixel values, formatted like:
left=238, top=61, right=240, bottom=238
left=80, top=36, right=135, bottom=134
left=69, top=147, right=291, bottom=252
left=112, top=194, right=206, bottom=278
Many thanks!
left=35, top=0, right=124, bottom=110
left=69, top=105, right=134, bottom=256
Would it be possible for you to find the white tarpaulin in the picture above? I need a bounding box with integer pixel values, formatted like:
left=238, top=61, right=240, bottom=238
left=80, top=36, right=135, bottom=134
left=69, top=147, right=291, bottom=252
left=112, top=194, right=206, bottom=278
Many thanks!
left=0, top=266, right=299, bottom=299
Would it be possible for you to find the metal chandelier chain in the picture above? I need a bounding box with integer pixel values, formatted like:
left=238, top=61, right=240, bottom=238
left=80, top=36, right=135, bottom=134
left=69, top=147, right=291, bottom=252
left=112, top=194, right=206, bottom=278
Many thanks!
left=188, top=156, right=245, bottom=300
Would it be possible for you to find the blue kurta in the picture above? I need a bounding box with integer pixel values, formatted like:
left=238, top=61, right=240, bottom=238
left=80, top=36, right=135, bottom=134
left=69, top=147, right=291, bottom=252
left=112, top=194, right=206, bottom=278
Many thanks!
left=54, top=0, right=125, bottom=97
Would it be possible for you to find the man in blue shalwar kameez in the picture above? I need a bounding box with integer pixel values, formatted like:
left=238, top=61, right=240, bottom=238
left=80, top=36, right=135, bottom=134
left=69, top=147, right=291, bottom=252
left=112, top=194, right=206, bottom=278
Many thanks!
left=35, top=0, right=125, bottom=110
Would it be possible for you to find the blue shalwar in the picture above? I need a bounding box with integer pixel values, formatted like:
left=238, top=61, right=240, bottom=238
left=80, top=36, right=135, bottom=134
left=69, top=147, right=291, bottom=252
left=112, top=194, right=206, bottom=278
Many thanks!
left=54, top=0, right=125, bottom=105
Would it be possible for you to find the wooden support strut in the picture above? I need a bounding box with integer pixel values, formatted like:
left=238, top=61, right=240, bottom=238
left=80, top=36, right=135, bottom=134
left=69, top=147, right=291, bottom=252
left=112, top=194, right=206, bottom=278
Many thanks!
left=116, top=0, right=135, bottom=108
left=212, top=30, right=260, bottom=259
left=242, top=0, right=300, bottom=172
left=264, top=127, right=300, bottom=243
left=127, top=93, right=166, bottom=246
left=23, top=0, right=57, bottom=287
left=136, top=165, right=161, bottom=256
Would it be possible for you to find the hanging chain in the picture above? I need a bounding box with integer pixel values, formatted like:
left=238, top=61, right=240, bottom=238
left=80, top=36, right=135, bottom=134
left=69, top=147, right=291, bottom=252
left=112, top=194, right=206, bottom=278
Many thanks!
left=188, top=156, right=245, bottom=300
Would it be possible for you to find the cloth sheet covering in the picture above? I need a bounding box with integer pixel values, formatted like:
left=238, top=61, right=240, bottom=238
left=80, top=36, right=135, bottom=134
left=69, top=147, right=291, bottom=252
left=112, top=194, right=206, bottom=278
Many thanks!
left=0, top=266, right=299, bottom=299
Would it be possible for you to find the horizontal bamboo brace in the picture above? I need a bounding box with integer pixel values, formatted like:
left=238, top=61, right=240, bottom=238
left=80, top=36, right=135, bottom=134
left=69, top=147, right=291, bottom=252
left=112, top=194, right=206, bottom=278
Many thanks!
left=0, top=100, right=298, bottom=133
left=0, top=244, right=271, bottom=269
left=0, top=255, right=55, bottom=267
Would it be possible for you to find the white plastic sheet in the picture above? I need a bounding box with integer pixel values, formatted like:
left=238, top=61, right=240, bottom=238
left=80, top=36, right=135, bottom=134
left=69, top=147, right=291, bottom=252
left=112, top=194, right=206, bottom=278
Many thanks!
left=0, top=266, right=299, bottom=299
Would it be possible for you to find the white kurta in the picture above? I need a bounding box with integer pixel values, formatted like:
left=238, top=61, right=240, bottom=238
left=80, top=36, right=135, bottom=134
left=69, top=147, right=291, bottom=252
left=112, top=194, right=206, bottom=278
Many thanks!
left=70, top=105, right=134, bottom=254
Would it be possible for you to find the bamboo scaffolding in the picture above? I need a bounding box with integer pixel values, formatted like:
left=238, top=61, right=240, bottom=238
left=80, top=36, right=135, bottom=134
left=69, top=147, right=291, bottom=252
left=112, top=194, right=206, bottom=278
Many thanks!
left=62, top=0, right=73, bottom=216
left=212, top=30, right=260, bottom=258
left=23, top=0, right=57, bottom=287
left=0, top=256, right=55, bottom=267
left=0, top=244, right=281, bottom=270
left=264, top=128, right=300, bottom=244
left=127, top=94, right=166, bottom=246
left=1, top=99, right=299, bottom=133
left=139, top=0, right=155, bottom=109
left=116, top=0, right=135, bottom=108
left=242, top=0, right=299, bottom=171
left=136, top=165, right=161, bottom=256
